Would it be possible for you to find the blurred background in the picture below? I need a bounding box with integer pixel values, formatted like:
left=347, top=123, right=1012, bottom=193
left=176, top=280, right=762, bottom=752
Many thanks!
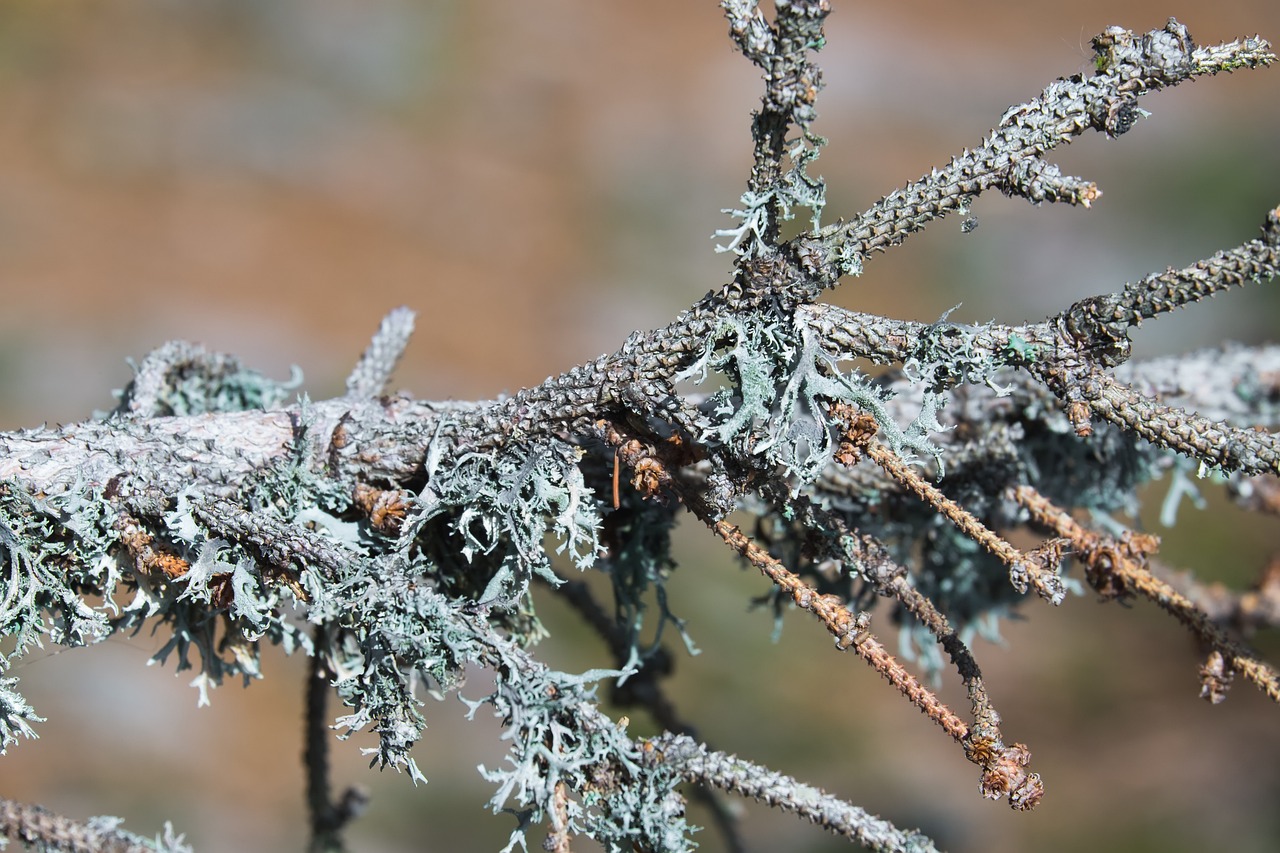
left=1, top=1, right=1278, bottom=851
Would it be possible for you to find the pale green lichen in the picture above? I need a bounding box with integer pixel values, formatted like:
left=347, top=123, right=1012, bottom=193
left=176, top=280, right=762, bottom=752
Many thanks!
left=678, top=311, right=944, bottom=485
left=714, top=132, right=828, bottom=257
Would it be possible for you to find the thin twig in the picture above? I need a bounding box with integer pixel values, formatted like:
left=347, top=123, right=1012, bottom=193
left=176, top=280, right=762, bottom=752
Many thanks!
left=345, top=306, right=416, bottom=399
left=544, top=781, right=573, bottom=853
left=1148, top=555, right=1280, bottom=633
left=764, top=482, right=1001, bottom=725
left=812, top=22, right=1273, bottom=279
left=611, top=427, right=970, bottom=736
left=605, top=415, right=1044, bottom=809
left=305, top=627, right=344, bottom=853
left=1013, top=485, right=1280, bottom=704
left=540, top=573, right=747, bottom=852
left=305, top=626, right=368, bottom=853
left=643, top=733, right=940, bottom=853
left=859, top=429, right=1067, bottom=604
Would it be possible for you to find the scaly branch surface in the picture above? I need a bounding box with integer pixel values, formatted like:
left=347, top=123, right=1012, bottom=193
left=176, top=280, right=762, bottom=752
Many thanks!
left=1, top=7, right=1278, bottom=853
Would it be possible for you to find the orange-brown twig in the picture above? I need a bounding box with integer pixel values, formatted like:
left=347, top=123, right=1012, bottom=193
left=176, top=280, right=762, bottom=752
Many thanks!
left=598, top=417, right=1045, bottom=809
left=709, top=515, right=964, bottom=735
left=1013, top=484, right=1280, bottom=704
left=708, top=512, right=1042, bottom=809
left=867, top=440, right=1067, bottom=604
left=546, top=781, right=573, bottom=853
left=611, top=445, right=621, bottom=509
left=829, top=403, right=1067, bottom=604
left=761, top=482, right=1007, bottom=747
left=1149, top=555, right=1280, bottom=634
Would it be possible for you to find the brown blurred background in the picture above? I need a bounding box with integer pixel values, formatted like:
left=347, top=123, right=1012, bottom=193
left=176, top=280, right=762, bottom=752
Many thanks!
left=1, top=1, right=1278, bottom=851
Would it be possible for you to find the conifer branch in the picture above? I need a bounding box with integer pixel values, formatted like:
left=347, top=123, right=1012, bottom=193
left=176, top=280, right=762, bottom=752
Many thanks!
left=1, top=7, right=1277, bottom=851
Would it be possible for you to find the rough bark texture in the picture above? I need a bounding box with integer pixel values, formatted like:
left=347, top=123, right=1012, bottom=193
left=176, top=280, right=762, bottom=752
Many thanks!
left=1, top=6, right=1277, bottom=853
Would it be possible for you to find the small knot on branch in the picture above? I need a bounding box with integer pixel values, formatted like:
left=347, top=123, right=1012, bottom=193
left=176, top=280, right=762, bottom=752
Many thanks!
left=1083, top=531, right=1160, bottom=601
left=352, top=483, right=410, bottom=536
left=1199, top=650, right=1236, bottom=704
left=831, top=403, right=879, bottom=466
left=1092, top=18, right=1195, bottom=89
left=978, top=742, right=1044, bottom=811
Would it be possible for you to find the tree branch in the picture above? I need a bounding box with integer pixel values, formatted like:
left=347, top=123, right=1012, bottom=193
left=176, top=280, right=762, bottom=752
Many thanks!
left=2, top=9, right=1277, bottom=852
